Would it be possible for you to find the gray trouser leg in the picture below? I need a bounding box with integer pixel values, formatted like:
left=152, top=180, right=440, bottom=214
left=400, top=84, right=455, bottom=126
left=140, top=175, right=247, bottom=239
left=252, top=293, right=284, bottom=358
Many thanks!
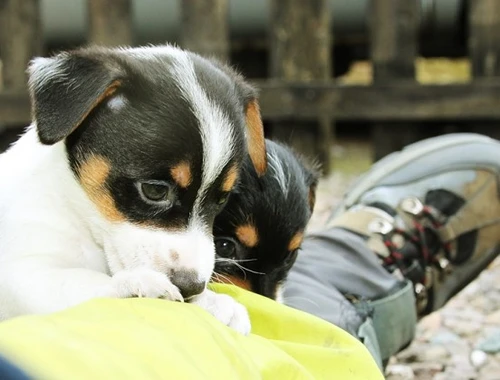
left=283, top=228, right=417, bottom=367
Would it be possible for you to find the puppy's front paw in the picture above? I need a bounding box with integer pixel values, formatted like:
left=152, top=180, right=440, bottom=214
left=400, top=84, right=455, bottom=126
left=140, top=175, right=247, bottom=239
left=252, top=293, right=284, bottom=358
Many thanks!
left=112, top=268, right=183, bottom=302
left=190, top=290, right=251, bottom=335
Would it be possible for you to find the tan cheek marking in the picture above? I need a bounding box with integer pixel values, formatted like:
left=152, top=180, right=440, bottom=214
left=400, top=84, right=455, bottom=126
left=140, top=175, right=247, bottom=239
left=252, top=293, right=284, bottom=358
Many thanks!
left=236, top=224, right=259, bottom=248
left=222, top=165, right=239, bottom=192
left=213, top=275, right=252, bottom=291
left=170, top=161, right=192, bottom=188
left=78, top=155, right=125, bottom=222
left=245, top=99, right=267, bottom=177
left=288, top=231, right=304, bottom=252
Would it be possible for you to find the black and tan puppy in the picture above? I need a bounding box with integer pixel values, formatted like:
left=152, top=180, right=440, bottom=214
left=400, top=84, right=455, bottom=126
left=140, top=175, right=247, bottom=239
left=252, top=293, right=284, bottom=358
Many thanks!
left=213, top=140, right=319, bottom=300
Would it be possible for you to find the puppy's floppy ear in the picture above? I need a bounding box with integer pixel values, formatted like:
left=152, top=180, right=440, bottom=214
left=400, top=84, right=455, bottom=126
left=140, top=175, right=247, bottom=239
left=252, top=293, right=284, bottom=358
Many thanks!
left=244, top=99, right=267, bottom=177
left=27, top=51, right=123, bottom=145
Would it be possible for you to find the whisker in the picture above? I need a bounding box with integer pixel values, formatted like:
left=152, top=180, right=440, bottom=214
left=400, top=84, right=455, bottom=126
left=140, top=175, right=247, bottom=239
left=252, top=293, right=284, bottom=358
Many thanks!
left=214, top=257, right=257, bottom=263
left=211, top=272, right=236, bottom=286
left=230, top=261, right=265, bottom=276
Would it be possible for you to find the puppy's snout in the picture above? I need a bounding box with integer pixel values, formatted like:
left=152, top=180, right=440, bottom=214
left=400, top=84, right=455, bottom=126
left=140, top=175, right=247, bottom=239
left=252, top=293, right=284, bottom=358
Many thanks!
left=170, top=269, right=206, bottom=299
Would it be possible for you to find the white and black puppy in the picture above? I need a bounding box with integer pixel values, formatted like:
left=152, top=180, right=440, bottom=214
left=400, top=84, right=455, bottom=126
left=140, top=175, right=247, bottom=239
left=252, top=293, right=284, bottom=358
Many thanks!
left=0, top=45, right=267, bottom=335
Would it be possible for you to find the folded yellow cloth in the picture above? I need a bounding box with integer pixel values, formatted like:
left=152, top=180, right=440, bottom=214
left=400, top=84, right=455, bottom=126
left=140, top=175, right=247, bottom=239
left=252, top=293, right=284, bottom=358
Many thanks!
left=0, top=284, right=383, bottom=379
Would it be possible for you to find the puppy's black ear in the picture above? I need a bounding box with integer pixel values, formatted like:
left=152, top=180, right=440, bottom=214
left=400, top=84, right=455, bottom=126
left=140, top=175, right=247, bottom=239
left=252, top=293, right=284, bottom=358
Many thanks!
left=244, top=99, right=267, bottom=177
left=27, top=52, right=123, bottom=145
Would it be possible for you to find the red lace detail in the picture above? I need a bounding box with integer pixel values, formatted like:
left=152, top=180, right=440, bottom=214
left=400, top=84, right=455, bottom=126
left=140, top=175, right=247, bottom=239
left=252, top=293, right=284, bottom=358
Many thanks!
left=381, top=206, right=449, bottom=274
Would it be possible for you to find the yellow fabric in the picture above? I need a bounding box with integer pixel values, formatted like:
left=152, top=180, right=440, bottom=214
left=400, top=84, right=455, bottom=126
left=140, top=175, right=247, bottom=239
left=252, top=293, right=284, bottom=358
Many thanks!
left=0, top=284, right=383, bottom=380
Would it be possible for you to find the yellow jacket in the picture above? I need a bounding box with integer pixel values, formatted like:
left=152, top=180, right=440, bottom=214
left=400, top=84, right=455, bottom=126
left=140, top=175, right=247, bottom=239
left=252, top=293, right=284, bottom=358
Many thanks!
left=0, top=284, right=383, bottom=379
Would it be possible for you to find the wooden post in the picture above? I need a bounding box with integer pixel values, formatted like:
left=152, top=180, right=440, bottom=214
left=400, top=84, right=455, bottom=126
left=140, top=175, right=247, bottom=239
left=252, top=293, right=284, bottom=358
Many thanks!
left=469, top=0, right=500, bottom=77
left=468, top=0, right=500, bottom=140
left=0, top=0, right=41, bottom=150
left=181, top=0, right=229, bottom=61
left=0, top=0, right=41, bottom=91
left=88, top=0, right=132, bottom=46
left=269, top=0, right=332, bottom=173
left=369, top=0, right=420, bottom=160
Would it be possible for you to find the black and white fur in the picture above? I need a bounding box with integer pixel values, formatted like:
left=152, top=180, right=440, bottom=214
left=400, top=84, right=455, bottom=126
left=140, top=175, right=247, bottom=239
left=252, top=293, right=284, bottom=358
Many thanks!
left=0, top=45, right=267, bottom=335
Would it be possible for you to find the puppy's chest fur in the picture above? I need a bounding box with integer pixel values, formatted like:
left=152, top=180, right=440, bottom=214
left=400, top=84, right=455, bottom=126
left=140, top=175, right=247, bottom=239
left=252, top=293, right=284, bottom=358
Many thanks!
left=0, top=131, right=109, bottom=272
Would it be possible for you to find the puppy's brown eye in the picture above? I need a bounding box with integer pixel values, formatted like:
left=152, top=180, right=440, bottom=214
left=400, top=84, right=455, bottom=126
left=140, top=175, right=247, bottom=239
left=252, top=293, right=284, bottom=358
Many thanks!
left=141, top=183, right=168, bottom=201
left=217, top=193, right=229, bottom=206
left=138, top=181, right=175, bottom=208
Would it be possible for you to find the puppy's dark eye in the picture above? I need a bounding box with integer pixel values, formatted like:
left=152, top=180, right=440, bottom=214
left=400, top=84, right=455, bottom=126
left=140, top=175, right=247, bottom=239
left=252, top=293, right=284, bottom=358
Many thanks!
left=138, top=181, right=176, bottom=208
left=215, top=238, right=236, bottom=258
left=217, top=193, right=229, bottom=206
left=141, top=183, right=169, bottom=201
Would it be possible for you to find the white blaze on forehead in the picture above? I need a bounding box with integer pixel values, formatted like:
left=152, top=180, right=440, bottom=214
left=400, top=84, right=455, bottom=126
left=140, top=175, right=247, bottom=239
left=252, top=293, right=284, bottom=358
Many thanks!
left=126, top=46, right=235, bottom=230
left=268, top=151, right=289, bottom=197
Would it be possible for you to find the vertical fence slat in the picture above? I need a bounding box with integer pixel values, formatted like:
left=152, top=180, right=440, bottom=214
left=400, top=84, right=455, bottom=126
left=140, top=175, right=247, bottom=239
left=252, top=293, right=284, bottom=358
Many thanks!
left=468, top=0, right=500, bottom=140
left=0, top=0, right=41, bottom=150
left=88, top=0, right=132, bottom=46
left=269, top=0, right=332, bottom=173
left=181, top=0, right=229, bottom=61
left=369, top=0, right=420, bottom=160
left=0, top=0, right=41, bottom=91
left=469, top=0, right=500, bottom=78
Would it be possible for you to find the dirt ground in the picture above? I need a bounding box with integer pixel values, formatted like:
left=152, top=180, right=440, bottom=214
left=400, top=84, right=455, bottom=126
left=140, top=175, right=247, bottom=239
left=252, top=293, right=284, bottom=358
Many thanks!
left=308, top=138, right=500, bottom=380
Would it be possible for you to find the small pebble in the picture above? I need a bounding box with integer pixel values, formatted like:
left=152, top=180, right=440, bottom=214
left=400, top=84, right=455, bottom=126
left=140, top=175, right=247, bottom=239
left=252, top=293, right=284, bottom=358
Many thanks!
left=477, top=331, right=500, bottom=354
left=430, top=330, right=461, bottom=345
left=385, top=364, right=414, bottom=380
left=486, top=310, right=500, bottom=325
left=418, top=345, right=449, bottom=362
left=471, top=350, right=489, bottom=368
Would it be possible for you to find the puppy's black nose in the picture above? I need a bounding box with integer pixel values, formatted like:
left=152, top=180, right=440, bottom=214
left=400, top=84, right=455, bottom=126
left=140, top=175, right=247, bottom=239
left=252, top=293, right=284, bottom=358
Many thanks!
left=170, top=269, right=206, bottom=300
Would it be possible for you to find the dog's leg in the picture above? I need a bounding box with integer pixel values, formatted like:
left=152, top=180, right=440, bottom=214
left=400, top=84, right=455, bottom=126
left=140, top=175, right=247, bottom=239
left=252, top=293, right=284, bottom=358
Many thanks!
left=0, top=264, right=182, bottom=319
left=189, top=289, right=251, bottom=335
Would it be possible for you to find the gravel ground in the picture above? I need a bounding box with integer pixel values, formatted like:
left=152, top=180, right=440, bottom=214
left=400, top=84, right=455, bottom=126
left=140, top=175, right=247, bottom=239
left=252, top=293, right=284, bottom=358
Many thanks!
left=309, top=170, right=500, bottom=380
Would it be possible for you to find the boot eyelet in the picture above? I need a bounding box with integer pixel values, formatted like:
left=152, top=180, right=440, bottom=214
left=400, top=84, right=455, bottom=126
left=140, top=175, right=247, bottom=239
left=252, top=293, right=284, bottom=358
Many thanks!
left=368, top=218, right=393, bottom=235
left=400, top=197, right=424, bottom=216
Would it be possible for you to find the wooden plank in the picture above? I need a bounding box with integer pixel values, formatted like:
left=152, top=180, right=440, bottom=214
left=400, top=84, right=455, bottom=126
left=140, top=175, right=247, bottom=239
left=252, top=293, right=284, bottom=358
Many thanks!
left=6, top=82, right=500, bottom=125
left=181, top=0, right=229, bottom=61
left=269, top=0, right=332, bottom=172
left=88, top=0, right=132, bottom=46
left=256, top=81, right=500, bottom=121
left=468, top=0, right=500, bottom=140
left=0, top=0, right=41, bottom=91
left=369, top=0, right=420, bottom=160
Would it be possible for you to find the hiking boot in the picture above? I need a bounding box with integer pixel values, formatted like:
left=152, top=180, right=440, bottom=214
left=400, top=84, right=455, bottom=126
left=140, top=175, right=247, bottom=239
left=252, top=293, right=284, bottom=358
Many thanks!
left=326, top=133, right=500, bottom=316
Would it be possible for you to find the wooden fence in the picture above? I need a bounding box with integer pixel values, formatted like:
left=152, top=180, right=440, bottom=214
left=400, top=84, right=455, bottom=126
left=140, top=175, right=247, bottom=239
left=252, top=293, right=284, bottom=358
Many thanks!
left=1, top=0, right=500, bottom=173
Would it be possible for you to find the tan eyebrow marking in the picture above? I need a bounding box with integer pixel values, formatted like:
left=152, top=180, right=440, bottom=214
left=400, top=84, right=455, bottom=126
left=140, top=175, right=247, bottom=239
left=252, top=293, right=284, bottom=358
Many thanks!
left=236, top=224, right=259, bottom=248
left=222, top=164, right=238, bottom=192
left=170, top=161, right=192, bottom=188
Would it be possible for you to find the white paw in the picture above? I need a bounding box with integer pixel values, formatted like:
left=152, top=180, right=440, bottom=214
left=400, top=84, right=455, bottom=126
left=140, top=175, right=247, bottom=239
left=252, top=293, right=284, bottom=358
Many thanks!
left=111, top=268, right=183, bottom=302
left=189, top=289, right=251, bottom=335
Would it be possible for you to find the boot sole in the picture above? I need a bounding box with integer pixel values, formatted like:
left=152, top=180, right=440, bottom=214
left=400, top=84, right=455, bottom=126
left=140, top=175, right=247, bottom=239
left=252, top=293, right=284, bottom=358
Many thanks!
left=339, top=133, right=496, bottom=211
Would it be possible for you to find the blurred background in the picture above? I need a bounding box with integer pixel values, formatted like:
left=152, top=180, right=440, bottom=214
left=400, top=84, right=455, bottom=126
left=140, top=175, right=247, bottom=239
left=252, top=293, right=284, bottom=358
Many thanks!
left=1, top=0, right=497, bottom=172
left=1, top=1, right=500, bottom=379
